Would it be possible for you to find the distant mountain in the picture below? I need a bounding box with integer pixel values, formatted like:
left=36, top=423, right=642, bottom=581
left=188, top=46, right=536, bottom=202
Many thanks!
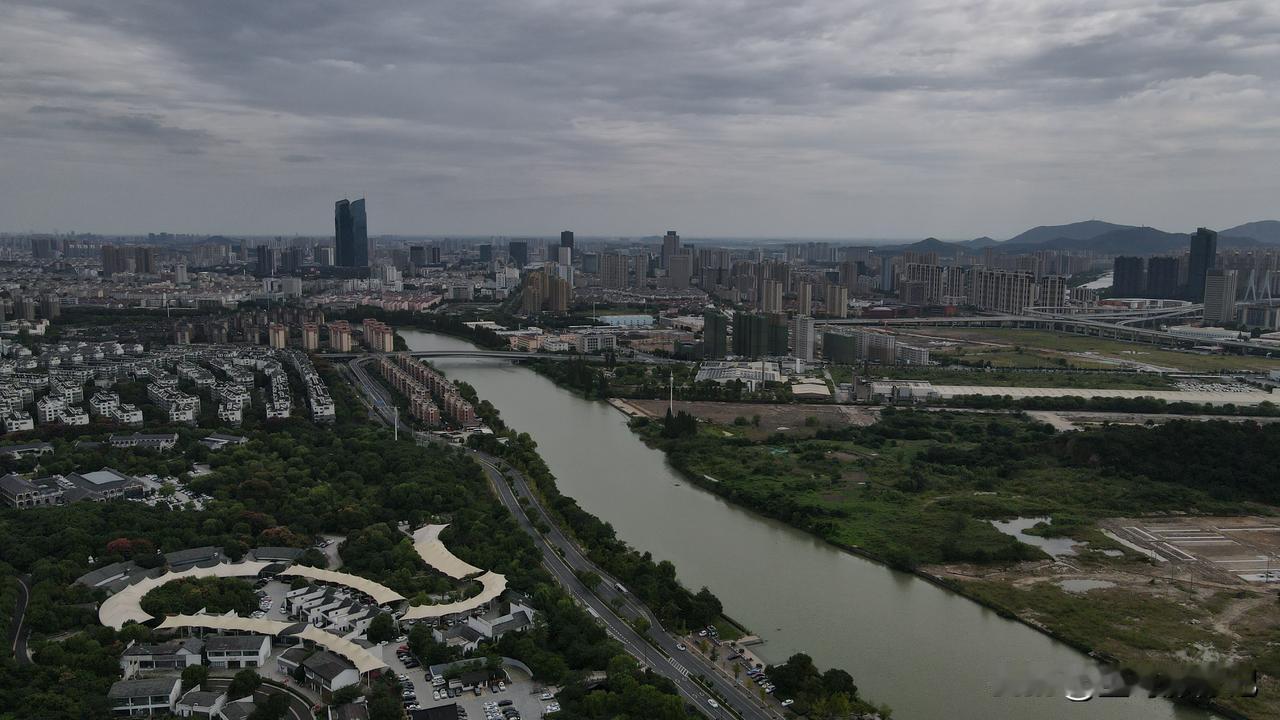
left=959, top=236, right=998, bottom=249
left=1002, top=220, right=1130, bottom=245
left=1220, top=220, right=1280, bottom=244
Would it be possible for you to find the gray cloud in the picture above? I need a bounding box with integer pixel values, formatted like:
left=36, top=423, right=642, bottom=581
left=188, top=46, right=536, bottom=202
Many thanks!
left=0, top=0, right=1278, bottom=237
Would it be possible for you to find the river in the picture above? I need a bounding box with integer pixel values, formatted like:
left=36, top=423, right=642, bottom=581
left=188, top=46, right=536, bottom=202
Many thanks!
left=403, top=330, right=1213, bottom=720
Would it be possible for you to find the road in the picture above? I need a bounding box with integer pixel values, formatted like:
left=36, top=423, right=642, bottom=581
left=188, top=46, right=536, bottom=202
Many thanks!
left=8, top=574, right=30, bottom=665
left=345, top=357, right=779, bottom=719
left=470, top=449, right=780, bottom=720
left=205, top=677, right=312, bottom=720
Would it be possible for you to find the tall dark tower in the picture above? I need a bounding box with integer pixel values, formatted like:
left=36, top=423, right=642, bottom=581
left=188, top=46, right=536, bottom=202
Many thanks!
left=560, top=230, right=574, bottom=250
left=1187, top=227, right=1218, bottom=302
left=508, top=240, right=528, bottom=268
left=335, top=198, right=370, bottom=268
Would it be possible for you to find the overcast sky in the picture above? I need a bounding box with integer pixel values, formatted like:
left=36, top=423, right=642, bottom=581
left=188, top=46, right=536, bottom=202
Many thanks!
left=1, top=0, right=1278, bottom=239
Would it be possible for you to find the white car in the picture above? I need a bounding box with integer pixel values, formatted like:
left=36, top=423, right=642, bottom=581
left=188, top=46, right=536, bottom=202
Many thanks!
left=782, top=699, right=794, bottom=707
left=707, top=699, right=719, bottom=708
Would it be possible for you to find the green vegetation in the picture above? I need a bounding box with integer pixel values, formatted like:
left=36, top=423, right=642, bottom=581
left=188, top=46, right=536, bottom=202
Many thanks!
left=766, top=653, right=886, bottom=718
left=942, top=393, right=1280, bottom=417
left=227, top=668, right=262, bottom=699
left=531, top=359, right=794, bottom=403
left=636, top=409, right=1280, bottom=569
left=139, top=577, right=258, bottom=617
left=925, top=328, right=1280, bottom=372
left=554, top=654, right=691, bottom=719
left=0, top=357, right=705, bottom=718
left=832, top=364, right=1177, bottom=390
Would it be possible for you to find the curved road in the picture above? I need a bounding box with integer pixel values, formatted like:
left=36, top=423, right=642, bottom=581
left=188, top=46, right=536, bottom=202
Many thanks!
left=8, top=574, right=31, bottom=665
left=345, top=357, right=778, bottom=719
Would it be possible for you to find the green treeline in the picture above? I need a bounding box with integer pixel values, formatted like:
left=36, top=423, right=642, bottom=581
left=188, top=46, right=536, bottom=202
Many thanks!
left=139, top=577, right=258, bottom=617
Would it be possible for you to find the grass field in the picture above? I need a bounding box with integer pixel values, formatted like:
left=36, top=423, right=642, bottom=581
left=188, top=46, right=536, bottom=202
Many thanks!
left=915, top=328, right=1280, bottom=372
left=830, top=364, right=1177, bottom=390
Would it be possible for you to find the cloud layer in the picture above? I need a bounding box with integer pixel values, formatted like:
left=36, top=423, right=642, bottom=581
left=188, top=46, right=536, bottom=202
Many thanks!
left=1, top=0, right=1278, bottom=237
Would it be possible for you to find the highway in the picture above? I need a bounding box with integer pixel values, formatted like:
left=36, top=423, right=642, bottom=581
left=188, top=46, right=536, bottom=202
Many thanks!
left=344, top=358, right=779, bottom=720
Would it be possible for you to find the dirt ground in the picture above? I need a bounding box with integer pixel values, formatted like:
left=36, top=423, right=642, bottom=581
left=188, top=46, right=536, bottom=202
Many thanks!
left=624, top=399, right=879, bottom=429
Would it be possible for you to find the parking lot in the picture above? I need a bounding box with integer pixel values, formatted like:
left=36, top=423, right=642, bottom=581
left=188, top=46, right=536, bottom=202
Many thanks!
left=395, top=659, right=551, bottom=719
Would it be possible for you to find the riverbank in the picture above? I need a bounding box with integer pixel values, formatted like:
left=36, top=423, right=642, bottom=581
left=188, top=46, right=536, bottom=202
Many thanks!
left=402, top=329, right=1224, bottom=720
left=611, top=402, right=1272, bottom=719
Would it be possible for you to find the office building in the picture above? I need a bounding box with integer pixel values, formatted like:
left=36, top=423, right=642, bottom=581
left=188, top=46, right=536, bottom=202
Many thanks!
left=560, top=230, right=574, bottom=250
left=661, top=230, right=681, bottom=269
left=1203, top=269, right=1239, bottom=325
left=1187, top=227, right=1218, bottom=301
left=479, top=244, right=493, bottom=263
left=703, top=310, right=729, bottom=359
left=334, top=198, right=370, bottom=268
left=581, top=252, right=600, bottom=274
left=1112, top=256, right=1146, bottom=296
left=1147, top=256, right=1182, bottom=299
left=174, top=263, right=189, bottom=284
left=508, top=241, right=528, bottom=268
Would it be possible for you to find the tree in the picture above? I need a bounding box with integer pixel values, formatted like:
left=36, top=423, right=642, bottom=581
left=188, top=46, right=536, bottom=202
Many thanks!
left=248, top=693, right=289, bottom=720
left=181, top=664, right=209, bottom=692
left=367, top=611, right=396, bottom=644
left=227, top=668, right=261, bottom=700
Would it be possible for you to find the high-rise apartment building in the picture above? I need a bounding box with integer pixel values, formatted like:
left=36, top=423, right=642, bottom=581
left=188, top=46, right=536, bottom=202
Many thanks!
left=792, top=315, right=815, bottom=362
left=1203, top=269, right=1239, bottom=325
left=334, top=198, right=370, bottom=268
left=255, top=245, right=277, bottom=276
left=600, top=253, right=629, bottom=289
left=969, top=269, right=1038, bottom=314
left=731, top=313, right=767, bottom=358
left=798, top=282, right=813, bottom=313
left=668, top=253, right=692, bottom=290
left=703, top=310, right=729, bottom=359
left=1112, top=256, right=1146, bottom=296
left=1146, top=256, right=1182, bottom=299
left=133, top=246, right=157, bottom=275
left=1187, top=227, right=1218, bottom=301
left=761, top=280, right=783, bottom=313
left=825, top=285, right=849, bottom=318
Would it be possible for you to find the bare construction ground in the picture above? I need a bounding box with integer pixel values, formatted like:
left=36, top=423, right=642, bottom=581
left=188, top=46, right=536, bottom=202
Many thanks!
left=1102, top=516, right=1280, bottom=585
left=624, top=399, right=878, bottom=430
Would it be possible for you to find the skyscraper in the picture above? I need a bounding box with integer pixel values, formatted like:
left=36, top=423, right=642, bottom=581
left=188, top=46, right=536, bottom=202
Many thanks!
left=256, top=245, right=277, bottom=276
left=335, top=198, right=370, bottom=268
left=661, top=230, right=681, bottom=269
left=1203, top=269, right=1239, bottom=325
left=508, top=240, right=528, bottom=268
left=560, top=231, right=574, bottom=250
left=732, top=312, right=768, bottom=358
left=1187, top=227, right=1218, bottom=301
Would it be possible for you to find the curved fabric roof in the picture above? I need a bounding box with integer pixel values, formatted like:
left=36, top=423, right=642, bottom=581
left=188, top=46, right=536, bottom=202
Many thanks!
left=401, top=571, right=507, bottom=621
left=412, top=524, right=482, bottom=579
left=99, top=561, right=270, bottom=630
left=156, top=613, right=388, bottom=674
left=279, top=566, right=405, bottom=606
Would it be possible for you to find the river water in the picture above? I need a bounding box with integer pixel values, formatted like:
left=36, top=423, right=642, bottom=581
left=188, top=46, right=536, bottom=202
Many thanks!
left=403, top=330, right=1213, bottom=720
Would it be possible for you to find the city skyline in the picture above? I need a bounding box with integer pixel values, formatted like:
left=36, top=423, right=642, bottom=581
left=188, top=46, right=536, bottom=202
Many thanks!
left=2, top=1, right=1279, bottom=237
